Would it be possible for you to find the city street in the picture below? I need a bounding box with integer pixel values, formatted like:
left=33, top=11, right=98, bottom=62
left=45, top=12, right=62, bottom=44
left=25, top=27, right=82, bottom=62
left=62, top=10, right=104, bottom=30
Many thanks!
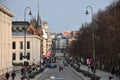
left=1, top=1, right=120, bottom=80
left=5, top=57, right=119, bottom=80
left=37, top=65, right=84, bottom=80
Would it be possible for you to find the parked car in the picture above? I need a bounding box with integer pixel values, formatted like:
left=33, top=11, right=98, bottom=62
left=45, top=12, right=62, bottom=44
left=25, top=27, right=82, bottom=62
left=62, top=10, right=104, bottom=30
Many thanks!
left=64, top=62, right=68, bottom=66
left=45, top=63, right=50, bottom=68
left=49, top=63, right=57, bottom=68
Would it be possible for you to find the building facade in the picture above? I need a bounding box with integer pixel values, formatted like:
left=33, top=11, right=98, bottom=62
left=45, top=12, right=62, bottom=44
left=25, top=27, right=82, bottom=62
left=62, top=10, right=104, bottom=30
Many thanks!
left=0, top=3, right=15, bottom=77
left=42, top=21, right=52, bottom=53
left=12, top=32, right=40, bottom=65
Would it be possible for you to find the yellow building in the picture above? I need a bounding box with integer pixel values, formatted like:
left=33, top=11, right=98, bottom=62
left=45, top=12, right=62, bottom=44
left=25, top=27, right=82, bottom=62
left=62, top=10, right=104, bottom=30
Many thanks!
left=0, top=3, right=15, bottom=77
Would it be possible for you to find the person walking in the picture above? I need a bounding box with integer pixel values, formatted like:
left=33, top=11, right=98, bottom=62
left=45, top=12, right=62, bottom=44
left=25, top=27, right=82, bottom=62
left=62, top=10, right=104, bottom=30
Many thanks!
left=11, top=71, right=16, bottom=80
left=5, top=72, right=10, bottom=80
left=21, top=68, right=24, bottom=75
left=109, top=76, right=113, bottom=80
left=77, top=63, right=80, bottom=71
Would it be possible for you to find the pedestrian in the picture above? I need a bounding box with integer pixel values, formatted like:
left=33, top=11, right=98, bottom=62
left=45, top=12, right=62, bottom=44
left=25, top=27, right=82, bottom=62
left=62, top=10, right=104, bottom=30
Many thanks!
left=109, top=76, right=113, bottom=80
left=118, top=70, right=120, bottom=79
left=11, top=71, right=16, bottom=80
left=88, top=64, right=90, bottom=71
left=5, top=72, right=10, bottom=80
left=77, top=63, right=80, bottom=71
left=91, top=64, right=94, bottom=72
left=111, top=66, right=115, bottom=75
left=21, top=68, right=24, bottom=75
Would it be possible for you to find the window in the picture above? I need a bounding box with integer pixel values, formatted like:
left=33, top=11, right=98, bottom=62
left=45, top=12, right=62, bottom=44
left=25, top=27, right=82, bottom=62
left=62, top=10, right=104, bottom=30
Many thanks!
left=19, top=27, right=22, bottom=31
left=13, top=27, right=16, bottom=31
left=12, top=53, right=16, bottom=60
left=20, top=53, right=23, bottom=60
left=27, top=53, right=30, bottom=60
left=20, top=41, right=23, bottom=49
left=12, top=42, right=16, bottom=49
left=27, top=41, right=30, bottom=49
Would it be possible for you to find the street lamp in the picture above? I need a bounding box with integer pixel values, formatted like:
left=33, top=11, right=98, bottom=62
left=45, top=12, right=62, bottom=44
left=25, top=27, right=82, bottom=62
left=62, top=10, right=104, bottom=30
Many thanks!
left=40, top=37, right=43, bottom=69
left=85, top=6, right=95, bottom=75
left=22, top=7, right=32, bottom=80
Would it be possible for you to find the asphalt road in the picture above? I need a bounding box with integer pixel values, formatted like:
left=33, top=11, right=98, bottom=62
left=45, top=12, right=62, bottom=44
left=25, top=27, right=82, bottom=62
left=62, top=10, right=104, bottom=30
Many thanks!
left=37, top=64, right=83, bottom=80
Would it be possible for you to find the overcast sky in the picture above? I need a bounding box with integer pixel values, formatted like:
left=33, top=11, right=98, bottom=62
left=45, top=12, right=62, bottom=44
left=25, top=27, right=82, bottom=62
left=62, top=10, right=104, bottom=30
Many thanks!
left=1, top=0, right=114, bottom=33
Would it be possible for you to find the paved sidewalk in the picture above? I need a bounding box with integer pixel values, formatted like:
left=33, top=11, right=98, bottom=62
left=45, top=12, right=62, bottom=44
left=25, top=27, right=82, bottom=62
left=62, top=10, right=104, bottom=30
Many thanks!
left=3, top=66, right=47, bottom=80
left=31, top=68, right=49, bottom=80
left=9, top=66, right=22, bottom=80
left=80, top=64, right=120, bottom=80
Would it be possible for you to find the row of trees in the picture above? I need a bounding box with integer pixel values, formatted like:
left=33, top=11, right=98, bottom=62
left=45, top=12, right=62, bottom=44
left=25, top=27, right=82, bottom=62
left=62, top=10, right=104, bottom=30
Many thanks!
left=68, top=0, right=120, bottom=71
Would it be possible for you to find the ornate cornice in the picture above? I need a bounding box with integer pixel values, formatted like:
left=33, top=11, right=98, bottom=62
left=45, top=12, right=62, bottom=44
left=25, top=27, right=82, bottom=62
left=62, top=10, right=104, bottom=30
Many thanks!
left=0, top=3, right=15, bottom=17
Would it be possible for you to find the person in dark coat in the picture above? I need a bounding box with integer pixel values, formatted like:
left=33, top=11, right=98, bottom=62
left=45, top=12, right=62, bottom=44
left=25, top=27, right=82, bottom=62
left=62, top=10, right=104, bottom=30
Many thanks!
left=5, top=72, right=10, bottom=80
left=111, top=66, right=115, bottom=74
left=21, top=68, right=24, bottom=75
left=11, top=71, right=16, bottom=80
left=109, top=76, right=113, bottom=80
left=77, top=63, right=80, bottom=71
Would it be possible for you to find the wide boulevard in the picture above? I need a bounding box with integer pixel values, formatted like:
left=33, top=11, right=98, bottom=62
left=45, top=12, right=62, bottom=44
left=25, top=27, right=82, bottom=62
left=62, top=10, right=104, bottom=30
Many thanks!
left=37, top=59, right=83, bottom=80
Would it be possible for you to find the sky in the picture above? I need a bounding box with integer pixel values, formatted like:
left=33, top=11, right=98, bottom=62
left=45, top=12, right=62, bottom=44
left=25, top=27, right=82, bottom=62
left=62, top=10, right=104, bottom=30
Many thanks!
left=1, top=0, right=114, bottom=33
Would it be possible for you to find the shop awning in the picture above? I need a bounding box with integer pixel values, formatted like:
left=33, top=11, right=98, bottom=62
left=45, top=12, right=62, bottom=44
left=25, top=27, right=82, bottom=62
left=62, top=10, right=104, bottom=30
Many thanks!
left=44, top=51, right=51, bottom=57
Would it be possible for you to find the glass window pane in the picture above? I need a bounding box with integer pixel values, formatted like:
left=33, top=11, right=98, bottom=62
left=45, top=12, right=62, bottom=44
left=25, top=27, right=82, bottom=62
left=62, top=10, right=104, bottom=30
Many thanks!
left=12, top=42, right=16, bottom=49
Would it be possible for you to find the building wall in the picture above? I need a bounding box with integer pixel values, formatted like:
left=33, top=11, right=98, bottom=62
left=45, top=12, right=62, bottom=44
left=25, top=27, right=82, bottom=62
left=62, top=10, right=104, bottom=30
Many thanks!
left=12, top=36, right=40, bottom=65
left=0, top=4, right=15, bottom=76
left=46, top=39, right=52, bottom=52
left=43, top=39, right=47, bottom=55
left=42, top=21, right=52, bottom=54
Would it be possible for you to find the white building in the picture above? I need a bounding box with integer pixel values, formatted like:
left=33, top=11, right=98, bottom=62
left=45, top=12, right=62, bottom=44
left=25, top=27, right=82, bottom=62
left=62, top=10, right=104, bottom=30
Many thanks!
left=12, top=32, right=41, bottom=65
left=42, top=21, right=52, bottom=56
left=42, top=29, right=48, bottom=55
left=0, top=3, right=15, bottom=77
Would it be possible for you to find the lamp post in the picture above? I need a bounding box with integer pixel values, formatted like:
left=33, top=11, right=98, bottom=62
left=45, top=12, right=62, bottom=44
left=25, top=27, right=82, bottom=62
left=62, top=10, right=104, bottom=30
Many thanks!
left=85, top=6, right=96, bottom=75
left=22, top=7, right=32, bottom=80
left=40, top=37, right=43, bottom=69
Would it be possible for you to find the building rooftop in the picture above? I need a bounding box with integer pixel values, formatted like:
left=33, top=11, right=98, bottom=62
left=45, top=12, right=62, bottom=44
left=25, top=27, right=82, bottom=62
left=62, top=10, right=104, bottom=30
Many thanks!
left=12, top=21, right=29, bottom=25
left=0, top=2, right=15, bottom=17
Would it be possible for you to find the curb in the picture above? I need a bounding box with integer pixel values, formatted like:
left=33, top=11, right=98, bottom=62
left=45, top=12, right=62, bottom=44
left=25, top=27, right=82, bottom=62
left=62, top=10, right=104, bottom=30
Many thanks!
left=30, top=68, right=49, bottom=80
left=68, top=65, right=91, bottom=80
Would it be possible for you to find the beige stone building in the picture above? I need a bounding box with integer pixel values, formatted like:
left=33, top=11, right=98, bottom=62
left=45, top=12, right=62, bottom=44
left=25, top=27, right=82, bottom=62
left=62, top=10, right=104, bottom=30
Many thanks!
left=43, top=21, right=52, bottom=52
left=0, top=3, right=15, bottom=77
left=42, top=29, right=48, bottom=56
left=12, top=32, right=41, bottom=65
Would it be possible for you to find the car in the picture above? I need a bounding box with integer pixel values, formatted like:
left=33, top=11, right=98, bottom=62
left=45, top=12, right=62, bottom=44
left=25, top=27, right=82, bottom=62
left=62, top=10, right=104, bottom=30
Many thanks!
left=49, top=63, right=57, bottom=68
left=64, top=62, right=68, bottom=66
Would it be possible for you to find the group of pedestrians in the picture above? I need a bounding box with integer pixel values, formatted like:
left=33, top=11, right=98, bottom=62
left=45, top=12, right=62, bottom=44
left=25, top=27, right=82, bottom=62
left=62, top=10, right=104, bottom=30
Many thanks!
left=111, top=66, right=120, bottom=78
left=87, top=64, right=96, bottom=73
left=5, top=71, right=16, bottom=80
